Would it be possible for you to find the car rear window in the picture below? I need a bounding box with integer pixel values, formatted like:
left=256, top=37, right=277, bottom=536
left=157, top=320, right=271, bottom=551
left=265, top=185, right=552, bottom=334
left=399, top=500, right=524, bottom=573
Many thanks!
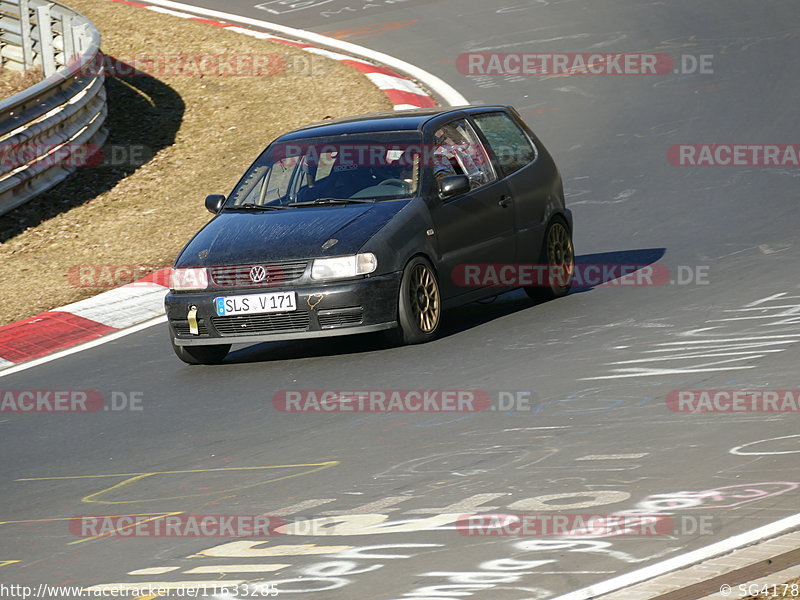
left=472, top=112, right=537, bottom=176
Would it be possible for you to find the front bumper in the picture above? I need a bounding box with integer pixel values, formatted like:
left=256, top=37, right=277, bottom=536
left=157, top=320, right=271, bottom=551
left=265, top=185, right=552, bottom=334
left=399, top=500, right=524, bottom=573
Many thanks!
left=166, top=272, right=401, bottom=346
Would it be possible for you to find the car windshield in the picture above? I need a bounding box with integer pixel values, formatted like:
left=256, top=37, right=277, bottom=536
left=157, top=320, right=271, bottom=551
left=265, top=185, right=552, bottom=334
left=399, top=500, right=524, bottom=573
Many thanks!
left=226, top=131, right=425, bottom=208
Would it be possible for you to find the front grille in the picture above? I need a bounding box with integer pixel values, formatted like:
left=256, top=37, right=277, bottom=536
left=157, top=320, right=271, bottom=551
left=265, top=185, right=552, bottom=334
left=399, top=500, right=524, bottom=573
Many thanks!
left=211, top=312, right=310, bottom=335
left=318, top=307, right=364, bottom=329
left=210, top=261, right=308, bottom=288
left=173, top=320, right=209, bottom=336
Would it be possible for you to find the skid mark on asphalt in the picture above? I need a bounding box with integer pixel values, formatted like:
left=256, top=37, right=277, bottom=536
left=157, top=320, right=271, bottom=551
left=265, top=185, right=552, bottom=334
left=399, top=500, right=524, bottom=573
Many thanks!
left=322, top=20, right=419, bottom=41
left=15, top=462, right=340, bottom=504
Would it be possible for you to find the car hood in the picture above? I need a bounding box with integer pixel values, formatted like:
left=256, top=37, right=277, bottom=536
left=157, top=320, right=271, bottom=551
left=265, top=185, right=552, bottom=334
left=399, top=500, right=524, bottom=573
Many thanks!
left=176, top=201, right=408, bottom=266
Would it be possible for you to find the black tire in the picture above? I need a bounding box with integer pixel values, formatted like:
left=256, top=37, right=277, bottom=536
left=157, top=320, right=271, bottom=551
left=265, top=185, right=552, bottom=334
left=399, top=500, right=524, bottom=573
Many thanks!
left=387, top=256, right=442, bottom=346
left=525, top=215, right=574, bottom=301
left=171, top=340, right=231, bottom=365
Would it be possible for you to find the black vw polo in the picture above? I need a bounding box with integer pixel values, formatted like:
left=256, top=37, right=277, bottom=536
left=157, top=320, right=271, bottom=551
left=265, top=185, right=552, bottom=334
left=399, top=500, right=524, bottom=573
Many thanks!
left=166, top=105, right=574, bottom=364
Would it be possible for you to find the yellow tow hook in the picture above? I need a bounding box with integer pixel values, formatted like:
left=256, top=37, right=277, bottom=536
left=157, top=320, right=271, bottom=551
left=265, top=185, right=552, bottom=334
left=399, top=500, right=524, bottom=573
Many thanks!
left=187, top=305, right=199, bottom=335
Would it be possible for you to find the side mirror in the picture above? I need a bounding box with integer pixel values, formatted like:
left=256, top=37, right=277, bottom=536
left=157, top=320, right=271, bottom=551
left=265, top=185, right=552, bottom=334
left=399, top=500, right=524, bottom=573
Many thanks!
left=438, top=175, right=470, bottom=199
left=205, top=194, right=226, bottom=214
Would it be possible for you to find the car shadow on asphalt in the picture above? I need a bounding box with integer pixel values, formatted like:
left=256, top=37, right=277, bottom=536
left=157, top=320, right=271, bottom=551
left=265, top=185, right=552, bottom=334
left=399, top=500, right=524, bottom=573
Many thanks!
left=224, top=247, right=666, bottom=364
left=0, top=59, right=184, bottom=242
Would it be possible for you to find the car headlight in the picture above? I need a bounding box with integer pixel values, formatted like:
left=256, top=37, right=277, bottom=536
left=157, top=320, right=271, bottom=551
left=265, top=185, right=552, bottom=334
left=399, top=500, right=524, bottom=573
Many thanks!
left=170, top=267, right=209, bottom=290
left=311, top=253, right=377, bottom=280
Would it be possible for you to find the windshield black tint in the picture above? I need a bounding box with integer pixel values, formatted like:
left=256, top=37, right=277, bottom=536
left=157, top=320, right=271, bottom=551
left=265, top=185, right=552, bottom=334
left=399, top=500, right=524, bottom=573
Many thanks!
left=228, top=132, right=426, bottom=206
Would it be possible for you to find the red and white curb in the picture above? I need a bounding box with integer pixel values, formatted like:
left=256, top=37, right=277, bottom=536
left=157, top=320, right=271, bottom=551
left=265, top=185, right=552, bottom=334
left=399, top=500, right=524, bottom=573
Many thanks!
left=0, top=0, right=465, bottom=371
left=0, top=271, right=170, bottom=369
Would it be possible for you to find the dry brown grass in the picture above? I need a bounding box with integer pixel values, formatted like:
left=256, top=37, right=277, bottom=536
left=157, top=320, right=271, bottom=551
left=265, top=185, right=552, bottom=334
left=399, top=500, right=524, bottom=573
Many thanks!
left=0, top=68, right=42, bottom=98
left=0, top=0, right=391, bottom=325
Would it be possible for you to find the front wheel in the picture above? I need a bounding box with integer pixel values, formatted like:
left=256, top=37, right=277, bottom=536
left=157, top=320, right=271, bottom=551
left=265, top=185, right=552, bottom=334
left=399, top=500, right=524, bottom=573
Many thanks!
left=525, top=216, right=574, bottom=301
left=387, top=257, right=442, bottom=346
left=171, top=340, right=231, bottom=365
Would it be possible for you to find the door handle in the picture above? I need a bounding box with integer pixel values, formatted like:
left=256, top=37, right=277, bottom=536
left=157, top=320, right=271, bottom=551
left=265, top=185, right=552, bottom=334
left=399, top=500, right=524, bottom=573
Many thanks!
left=498, top=195, right=512, bottom=208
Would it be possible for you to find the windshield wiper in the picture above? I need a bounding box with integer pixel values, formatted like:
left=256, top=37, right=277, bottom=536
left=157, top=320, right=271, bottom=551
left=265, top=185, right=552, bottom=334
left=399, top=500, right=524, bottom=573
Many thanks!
left=225, top=203, right=287, bottom=211
left=285, top=198, right=377, bottom=207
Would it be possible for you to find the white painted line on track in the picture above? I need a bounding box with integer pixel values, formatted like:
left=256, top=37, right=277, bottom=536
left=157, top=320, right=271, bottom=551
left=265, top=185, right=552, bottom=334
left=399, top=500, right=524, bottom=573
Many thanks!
left=657, top=335, right=800, bottom=344
left=731, top=435, right=800, bottom=456
left=545, top=512, right=800, bottom=600
left=273, top=499, right=337, bottom=515
left=128, top=567, right=180, bottom=576
left=576, top=454, right=649, bottom=461
left=502, top=426, right=573, bottom=432
left=0, top=316, right=167, bottom=379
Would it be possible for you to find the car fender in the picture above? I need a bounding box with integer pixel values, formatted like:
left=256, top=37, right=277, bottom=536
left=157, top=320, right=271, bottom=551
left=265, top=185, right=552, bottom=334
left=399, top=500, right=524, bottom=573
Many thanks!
left=359, top=197, right=438, bottom=276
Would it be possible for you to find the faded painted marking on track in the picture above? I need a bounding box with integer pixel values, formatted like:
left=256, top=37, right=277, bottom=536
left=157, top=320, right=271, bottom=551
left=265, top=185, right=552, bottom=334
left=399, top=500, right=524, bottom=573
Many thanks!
left=16, top=462, right=340, bottom=504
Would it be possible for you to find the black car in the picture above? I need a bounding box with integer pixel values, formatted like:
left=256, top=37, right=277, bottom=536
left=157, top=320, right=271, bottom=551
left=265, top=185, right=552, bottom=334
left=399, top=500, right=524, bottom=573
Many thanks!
left=166, top=105, right=574, bottom=364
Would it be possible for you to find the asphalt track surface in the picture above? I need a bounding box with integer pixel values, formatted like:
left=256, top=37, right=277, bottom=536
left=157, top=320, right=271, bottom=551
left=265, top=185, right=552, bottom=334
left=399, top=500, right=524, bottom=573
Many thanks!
left=1, top=1, right=799, bottom=599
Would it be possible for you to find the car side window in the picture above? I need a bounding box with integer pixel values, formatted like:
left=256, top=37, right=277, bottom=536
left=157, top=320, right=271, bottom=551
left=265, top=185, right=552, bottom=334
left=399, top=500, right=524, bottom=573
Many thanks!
left=471, top=112, right=537, bottom=176
left=433, top=119, right=496, bottom=191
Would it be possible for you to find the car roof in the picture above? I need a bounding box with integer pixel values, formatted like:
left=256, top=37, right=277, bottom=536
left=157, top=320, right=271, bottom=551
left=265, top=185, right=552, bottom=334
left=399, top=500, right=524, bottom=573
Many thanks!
left=275, top=105, right=514, bottom=141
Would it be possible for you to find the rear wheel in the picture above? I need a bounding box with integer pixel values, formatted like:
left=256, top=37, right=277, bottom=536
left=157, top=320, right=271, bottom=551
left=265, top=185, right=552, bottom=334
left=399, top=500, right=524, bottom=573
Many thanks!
left=171, top=340, right=231, bottom=365
left=525, top=215, right=574, bottom=301
left=387, top=257, right=442, bottom=345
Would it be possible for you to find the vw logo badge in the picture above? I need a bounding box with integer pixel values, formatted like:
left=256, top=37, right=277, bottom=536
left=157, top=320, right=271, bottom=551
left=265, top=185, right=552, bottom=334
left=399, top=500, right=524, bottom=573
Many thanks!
left=249, top=265, right=268, bottom=283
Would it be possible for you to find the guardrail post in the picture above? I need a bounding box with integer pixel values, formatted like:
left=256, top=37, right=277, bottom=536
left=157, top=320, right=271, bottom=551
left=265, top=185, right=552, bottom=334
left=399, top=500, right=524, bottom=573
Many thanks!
left=77, top=22, right=89, bottom=54
left=35, top=3, right=57, bottom=76
left=61, top=14, right=75, bottom=65
left=19, top=0, right=35, bottom=69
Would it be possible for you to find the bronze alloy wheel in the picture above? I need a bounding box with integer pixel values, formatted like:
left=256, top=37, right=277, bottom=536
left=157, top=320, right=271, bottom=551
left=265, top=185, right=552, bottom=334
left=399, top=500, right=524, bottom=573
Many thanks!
left=409, top=262, right=441, bottom=333
left=525, top=216, right=574, bottom=301
left=547, top=221, right=575, bottom=287
left=389, top=256, right=443, bottom=345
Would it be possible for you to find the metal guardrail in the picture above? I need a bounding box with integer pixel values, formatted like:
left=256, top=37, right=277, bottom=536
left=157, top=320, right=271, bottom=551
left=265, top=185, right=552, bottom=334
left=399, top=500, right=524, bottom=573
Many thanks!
left=0, top=0, right=107, bottom=215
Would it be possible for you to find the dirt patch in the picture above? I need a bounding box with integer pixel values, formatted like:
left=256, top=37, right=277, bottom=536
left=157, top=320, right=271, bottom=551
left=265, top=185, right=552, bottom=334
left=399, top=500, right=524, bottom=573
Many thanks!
left=0, top=68, right=43, bottom=99
left=0, top=0, right=391, bottom=326
left=0, top=68, right=44, bottom=99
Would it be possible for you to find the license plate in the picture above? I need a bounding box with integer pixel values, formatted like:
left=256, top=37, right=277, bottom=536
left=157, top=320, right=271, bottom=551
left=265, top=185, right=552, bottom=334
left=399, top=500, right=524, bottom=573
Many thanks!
left=214, top=291, right=297, bottom=316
